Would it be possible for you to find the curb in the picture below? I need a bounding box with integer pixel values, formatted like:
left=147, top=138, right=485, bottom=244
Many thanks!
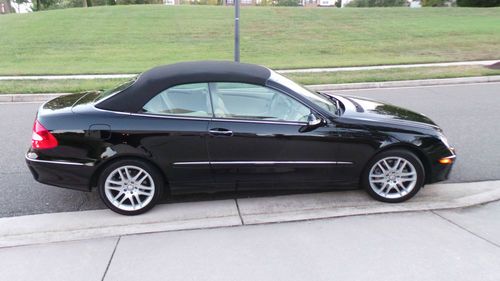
left=308, top=75, right=500, bottom=91
left=1, top=180, right=499, bottom=248
left=2, top=76, right=500, bottom=103
left=0, top=93, right=71, bottom=103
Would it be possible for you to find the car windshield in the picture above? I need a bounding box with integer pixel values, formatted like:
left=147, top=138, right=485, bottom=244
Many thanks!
left=95, top=76, right=137, bottom=101
left=269, top=71, right=338, bottom=115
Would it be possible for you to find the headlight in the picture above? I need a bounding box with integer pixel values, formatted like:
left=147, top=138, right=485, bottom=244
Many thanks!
left=438, top=133, right=454, bottom=151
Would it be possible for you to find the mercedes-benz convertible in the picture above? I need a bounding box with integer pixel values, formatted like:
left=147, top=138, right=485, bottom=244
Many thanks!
left=26, top=61, right=455, bottom=215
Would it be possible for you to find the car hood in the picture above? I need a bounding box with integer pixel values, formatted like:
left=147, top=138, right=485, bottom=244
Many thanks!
left=332, top=94, right=439, bottom=129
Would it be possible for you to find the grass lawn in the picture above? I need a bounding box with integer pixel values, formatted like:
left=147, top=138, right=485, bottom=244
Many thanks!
left=0, top=6, right=499, bottom=75
left=1, top=65, right=499, bottom=94
left=0, top=79, right=128, bottom=94
left=286, top=65, right=500, bottom=85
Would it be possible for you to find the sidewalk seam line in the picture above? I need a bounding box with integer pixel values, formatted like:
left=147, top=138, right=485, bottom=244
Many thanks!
left=101, top=236, right=121, bottom=281
left=235, top=199, right=245, bottom=225
left=431, top=210, right=500, bottom=249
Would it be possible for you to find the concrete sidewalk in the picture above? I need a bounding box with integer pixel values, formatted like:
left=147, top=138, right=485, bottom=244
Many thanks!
left=1, top=180, right=500, bottom=248
left=1, top=198, right=500, bottom=281
left=0, top=59, right=498, bottom=80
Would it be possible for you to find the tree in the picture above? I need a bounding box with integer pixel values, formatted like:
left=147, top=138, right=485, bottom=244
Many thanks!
left=1, top=0, right=14, bottom=13
left=32, top=0, right=59, bottom=10
left=457, top=0, right=499, bottom=6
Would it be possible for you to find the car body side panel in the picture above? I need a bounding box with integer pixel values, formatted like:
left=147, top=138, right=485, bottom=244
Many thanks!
left=30, top=106, right=215, bottom=193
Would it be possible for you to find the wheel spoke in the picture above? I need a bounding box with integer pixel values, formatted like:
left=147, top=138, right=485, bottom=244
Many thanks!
left=137, top=190, right=151, bottom=196
left=107, top=180, right=123, bottom=186
left=138, top=184, right=153, bottom=190
left=398, top=160, right=407, bottom=172
left=106, top=185, right=122, bottom=191
left=124, top=168, right=132, bottom=181
left=397, top=182, right=409, bottom=193
left=393, top=184, right=403, bottom=196
left=130, top=196, right=136, bottom=209
left=133, top=193, right=142, bottom=205
left=118, top=194, right=128, bottom=206
left=400, top=178, right=416, bottom=183
left=117, top=169, right=126, bottom=181
left=400, top=172, right=416, bottom=177
left=391, top=158, right=400, bottom=170
left=113, top=191, right=124, bottom=201
left=377, top=163, right=387, bottom=173
left=137, top=174, right=148, bottom=185
left=133, top=170, right=144, bottom=181
left=383, top=159, right=391, bottom=171
left=384, top=184, right=392, bottom=196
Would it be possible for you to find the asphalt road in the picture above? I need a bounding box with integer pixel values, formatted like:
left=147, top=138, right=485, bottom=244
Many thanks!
left=1, top=82, right=499, bottom=217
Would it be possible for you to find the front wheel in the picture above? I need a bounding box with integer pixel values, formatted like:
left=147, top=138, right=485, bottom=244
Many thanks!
left=362, top=149, right=425, bottom=203
left=98, top=159, right=163, bottom=215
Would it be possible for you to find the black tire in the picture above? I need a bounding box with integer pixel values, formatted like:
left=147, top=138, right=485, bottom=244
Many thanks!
left=362, top=149, right=425, bottom=203
left=98, top=159, right=164, bottom=215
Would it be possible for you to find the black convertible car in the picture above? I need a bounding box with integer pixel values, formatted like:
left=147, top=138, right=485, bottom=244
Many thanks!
left=26, top=61, right=455, bottom=215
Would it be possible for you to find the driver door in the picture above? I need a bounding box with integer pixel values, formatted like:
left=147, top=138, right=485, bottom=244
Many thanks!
left=206, top=82, right=343, bottom=191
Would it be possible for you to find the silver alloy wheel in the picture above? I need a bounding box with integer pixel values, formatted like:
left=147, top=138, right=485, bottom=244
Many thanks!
left=104, top=165, right=155, bottom=212
left=368, top=156, right=418, bottom=199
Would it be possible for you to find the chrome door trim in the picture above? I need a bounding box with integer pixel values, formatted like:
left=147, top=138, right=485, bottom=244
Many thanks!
left=173, top=161, right=353, bottom=166
left=25, top=155, right=94, bottom=166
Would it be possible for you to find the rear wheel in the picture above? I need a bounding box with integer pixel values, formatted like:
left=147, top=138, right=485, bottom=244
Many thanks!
left=98, top=159, right=163, bottom=215
left=362, top=149, right=424, bottom=203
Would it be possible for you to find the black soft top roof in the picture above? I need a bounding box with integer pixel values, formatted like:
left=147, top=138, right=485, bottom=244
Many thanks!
left=96, top=61, right=272, bottom=112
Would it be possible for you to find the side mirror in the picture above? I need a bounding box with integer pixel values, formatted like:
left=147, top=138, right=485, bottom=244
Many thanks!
left=300, top=113, right=325, bottom=133
left=307, top=113, right=324, bottom=127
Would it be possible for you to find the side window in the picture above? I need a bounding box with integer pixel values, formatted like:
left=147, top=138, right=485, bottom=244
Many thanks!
left=142, top=83, right=212, bottom=117
left=211, top=82, right=310, bottom=122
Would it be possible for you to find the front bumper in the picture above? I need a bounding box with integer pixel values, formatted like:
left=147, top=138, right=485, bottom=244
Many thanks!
left=428, top=153, right=456, bottom=184
left=26, top=154, right=95, bottom=192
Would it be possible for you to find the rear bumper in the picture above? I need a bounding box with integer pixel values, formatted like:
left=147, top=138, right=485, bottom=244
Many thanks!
left=25, top=155, right=95, bottom=192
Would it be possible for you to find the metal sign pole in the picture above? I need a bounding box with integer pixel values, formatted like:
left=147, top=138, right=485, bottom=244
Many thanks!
left=234, top=0, right=240, bottom=62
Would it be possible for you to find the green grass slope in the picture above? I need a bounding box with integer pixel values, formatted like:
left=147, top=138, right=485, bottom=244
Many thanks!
left=0, top=5, right=499, bottom=75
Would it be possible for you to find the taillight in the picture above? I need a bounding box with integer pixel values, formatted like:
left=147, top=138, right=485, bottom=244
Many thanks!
left=32, top=120, right=58, bottom=149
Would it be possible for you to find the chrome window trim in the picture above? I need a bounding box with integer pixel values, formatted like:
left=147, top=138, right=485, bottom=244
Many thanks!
left=173, top=161, right=353, bottom=166
left=211, top=118, right=306, bottom=126
left=131, top=112, right=213, bottom=121
left=92, top=106, right=307, bottom=125
left=25, top=155, right=94, bottom=166
left=94, top=75, right=139, bottom=105
left=92, top=105, right=132, bottom=116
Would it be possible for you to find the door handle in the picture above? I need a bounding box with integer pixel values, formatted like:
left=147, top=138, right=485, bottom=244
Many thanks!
left=209, top=128, right=233, bottom=137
